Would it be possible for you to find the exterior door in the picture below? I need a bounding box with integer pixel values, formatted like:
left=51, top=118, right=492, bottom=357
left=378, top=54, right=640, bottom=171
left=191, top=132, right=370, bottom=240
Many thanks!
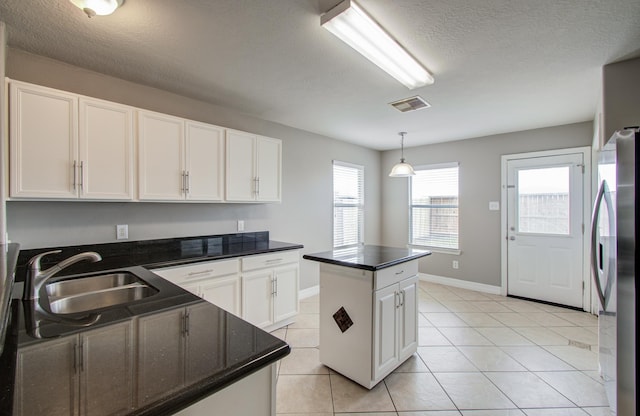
left=506, top=153, right=585, bottom=308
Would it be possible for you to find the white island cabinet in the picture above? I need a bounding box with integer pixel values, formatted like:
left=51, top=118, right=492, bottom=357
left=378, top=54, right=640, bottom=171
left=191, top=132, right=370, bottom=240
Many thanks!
left=304, top=245, right=429, bottom=389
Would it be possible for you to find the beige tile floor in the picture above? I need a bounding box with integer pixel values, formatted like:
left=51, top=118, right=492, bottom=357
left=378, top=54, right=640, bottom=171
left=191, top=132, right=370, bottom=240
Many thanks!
left=272, top=281, right=612, bottom=416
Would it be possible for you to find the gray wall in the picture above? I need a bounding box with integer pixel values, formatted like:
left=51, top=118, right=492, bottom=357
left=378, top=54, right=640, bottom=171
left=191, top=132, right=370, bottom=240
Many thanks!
left=603, top=56, right=640, bottom=140
left=4, top=48, right=382, bottom=290
left=381, top=122, right=593, bottom=288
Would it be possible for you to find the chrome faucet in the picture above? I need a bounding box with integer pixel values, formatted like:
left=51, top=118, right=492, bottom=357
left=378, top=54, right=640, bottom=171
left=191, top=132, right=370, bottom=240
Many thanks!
left=23, top=250, right=102, bottom=301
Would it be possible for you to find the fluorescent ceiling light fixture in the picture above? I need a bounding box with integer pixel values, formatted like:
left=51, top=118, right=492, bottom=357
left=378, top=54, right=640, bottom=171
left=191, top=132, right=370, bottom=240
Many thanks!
left=70, top=0, right=124, bottom=18
left=389, top=132, right=416, bottom=177
left=321, top=0, right=434, bottom=89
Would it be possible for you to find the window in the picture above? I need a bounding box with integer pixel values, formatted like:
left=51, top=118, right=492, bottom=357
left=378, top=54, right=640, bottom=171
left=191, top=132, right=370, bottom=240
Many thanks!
left=333, top=161, right=364, bottom=248
left=410, top=163, right=459, bottom=250
left=517, top=166, right=570, bottom=235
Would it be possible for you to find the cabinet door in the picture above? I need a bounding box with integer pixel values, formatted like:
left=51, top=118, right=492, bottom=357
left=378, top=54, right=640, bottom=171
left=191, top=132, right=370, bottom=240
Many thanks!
left=226, top=129, right=257, bottom=202
left=200, top=275, right=241, bottom=316
left=373, top=284, right=398, bottom=380
left=79, top=98, right=134, bottom=200
left=256, top=136, right=282, bottom=202
left=137, top=308, right=185, bottom=406
left=398, top=276, right=419, bottom=361
left=9, top=81, right=78, bottom=199
left=81, top=321, right=134, bottom=416
left=14, top=335, right=78, bottom=416
left=185, top=121, right=225, bottom=201
left=185, top=303, right=226, bottom=385
left=242, top=270, right=273, bottom=328
left=273, top=263, right=299, bottom=323
left=182, top=280, right=202, bottom=298
left=138, top=110, right=185, bottom=200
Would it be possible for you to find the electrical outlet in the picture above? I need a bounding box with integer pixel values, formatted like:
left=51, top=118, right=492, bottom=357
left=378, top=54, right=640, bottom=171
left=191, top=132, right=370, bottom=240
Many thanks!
left=116, top=224, right=128, bottom=240
left=237, top=220, right=245, bottom=231
left=452, top=260, right=459, bottom=269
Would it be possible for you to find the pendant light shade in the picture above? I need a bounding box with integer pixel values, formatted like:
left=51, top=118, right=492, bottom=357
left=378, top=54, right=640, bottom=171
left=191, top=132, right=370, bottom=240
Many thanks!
left=389, top=132, right=415, bottom=177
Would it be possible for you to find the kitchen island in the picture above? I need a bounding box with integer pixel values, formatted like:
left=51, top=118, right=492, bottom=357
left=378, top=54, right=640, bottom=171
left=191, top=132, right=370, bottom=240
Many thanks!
left=0, top=232, right=302, bottom=416
left=304, top=245, right=430, bottom=389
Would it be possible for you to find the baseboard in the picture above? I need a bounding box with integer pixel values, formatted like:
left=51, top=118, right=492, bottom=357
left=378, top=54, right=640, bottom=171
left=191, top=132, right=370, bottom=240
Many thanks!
left=299, top=285, right=319, bottom=300
left=419, top=273, right=502, bottom=295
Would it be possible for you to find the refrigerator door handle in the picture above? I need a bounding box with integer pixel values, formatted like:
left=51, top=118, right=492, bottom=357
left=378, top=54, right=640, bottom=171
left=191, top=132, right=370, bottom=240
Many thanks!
left=591, top=180, right=608, bottom=309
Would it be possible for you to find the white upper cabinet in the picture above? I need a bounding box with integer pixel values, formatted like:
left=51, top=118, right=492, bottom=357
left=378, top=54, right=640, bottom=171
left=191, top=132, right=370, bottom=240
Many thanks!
left=10, top=81, right=78, bottom=199
left=9, top=80, right=134, bottom=200
left=138, top=110, right=225, bottom=202
left=226, top=130, right=281, bottom=202
left=256, top=136, right=282, bottom=202
left=8, top=80, right=281, bottom=204
left=79, top=97, right=134, bottom=200
left=185, top=121, right=225, bottom=201
left=138, top=110, right=185, bottom=201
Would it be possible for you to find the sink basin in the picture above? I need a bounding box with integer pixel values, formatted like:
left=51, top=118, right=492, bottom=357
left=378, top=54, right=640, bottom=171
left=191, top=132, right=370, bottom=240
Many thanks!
left=49, top=285, right=158, bottom=314
left=46, top=272, right=142, bottom=298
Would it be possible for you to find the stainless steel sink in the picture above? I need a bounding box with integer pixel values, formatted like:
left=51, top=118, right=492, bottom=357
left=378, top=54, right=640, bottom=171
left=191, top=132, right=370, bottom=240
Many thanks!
left=44, top=271, right=159, bottom=315
left=46, top=272, right=141, bottom=298
left=48, top=285, right=158, bottom=314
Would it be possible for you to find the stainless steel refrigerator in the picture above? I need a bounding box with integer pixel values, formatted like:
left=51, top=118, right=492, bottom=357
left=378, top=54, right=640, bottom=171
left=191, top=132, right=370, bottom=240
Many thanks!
left=592, top=127, right=637, bottom=415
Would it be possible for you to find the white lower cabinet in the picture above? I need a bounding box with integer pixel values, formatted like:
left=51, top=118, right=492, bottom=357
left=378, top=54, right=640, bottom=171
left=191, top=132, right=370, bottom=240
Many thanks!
left=152, top=258, right=241, bottom=316
left=241, top=251, right=299, bottom=331
left=318, top=260, right=419, bottom=389
left=137, top=303, right=227, bottom=407
left=153, top=250, right=300, bottom=330
left=14, top=321, right=134, bottom=416
left=372, top=275, right=418, bottom=380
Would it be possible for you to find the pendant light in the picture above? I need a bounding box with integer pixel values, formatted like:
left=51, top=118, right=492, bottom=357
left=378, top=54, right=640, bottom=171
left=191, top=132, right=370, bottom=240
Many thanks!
left=389, top=132, right=416, bottom=177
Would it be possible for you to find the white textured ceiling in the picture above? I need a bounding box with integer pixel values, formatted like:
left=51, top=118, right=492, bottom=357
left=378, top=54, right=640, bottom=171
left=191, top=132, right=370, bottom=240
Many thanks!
left=1, top=0, right=639, bottom=150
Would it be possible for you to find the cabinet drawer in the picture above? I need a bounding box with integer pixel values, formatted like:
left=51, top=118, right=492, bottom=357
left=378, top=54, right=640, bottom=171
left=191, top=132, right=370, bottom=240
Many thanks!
left=153, top=258, right=239, bottom=283
left=241, top=250, right=299, bottom=271
left=374, top=260, right=419, bottom=290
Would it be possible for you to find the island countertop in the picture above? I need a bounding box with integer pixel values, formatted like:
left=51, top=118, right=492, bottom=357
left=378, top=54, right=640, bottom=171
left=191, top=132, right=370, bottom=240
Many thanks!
left=1, top=232, right=301, bottom=416
left=303, top=245, right=431, bottom=271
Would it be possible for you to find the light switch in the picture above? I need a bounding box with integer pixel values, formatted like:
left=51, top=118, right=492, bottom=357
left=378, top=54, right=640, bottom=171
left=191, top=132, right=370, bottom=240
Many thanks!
left=489, top=201, right=500, bottom=211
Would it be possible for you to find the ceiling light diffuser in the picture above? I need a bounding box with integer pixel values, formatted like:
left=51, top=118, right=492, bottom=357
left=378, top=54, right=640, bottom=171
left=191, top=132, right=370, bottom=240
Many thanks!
left=321, top=0, right=434, bottom=90
left=70, top=0, right=124, bottom=18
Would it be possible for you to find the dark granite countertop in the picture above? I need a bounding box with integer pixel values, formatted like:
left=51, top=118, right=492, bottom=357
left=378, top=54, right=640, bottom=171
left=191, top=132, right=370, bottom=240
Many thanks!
left=303, top=245, right=431, bottom=271
left=0, top=244, right=20, bottom=354
left=1, top=232, right=301, bottom=416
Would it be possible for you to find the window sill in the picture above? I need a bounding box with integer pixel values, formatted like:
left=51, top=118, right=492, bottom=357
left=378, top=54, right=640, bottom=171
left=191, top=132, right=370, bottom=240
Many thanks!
left=408, top=245, right=461, bottom=256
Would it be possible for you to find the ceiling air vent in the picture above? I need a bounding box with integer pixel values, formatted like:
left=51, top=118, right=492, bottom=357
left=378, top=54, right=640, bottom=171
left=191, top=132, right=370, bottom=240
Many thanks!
left=389, top=96, right=431, bottom=113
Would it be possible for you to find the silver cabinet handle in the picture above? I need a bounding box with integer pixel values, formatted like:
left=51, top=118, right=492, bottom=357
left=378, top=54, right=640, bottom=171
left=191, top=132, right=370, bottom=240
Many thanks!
left=185, top=171, right=190, bottom=194
left=395, top=270, right=404, bottom=275
left=187, top=269, right=214, bottom=277
left=509, top=236, right=516, bottom=241
left=79, top=161, right=84, bottom=191
left=72, top=160, right=77, bottom=190
left=256, top=177, right=260, bottom=196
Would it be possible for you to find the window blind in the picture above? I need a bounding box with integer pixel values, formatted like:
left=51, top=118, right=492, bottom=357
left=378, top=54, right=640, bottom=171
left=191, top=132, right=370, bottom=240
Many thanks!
left=410, top=164, right=459, bottom=250
left=333, top=161, right=364, bottom=248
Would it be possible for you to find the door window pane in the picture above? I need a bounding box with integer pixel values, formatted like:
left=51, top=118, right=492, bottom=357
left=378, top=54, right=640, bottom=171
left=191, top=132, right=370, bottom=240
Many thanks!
left=517, top=166, right=570, bottom=234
